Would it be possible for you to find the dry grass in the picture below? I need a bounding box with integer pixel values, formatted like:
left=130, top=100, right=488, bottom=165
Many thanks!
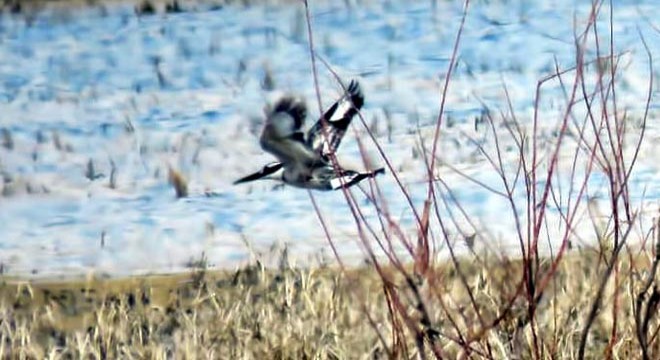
left=1, top=0, right=303, bottom=14
left=0, top=248, right=657, bottom=359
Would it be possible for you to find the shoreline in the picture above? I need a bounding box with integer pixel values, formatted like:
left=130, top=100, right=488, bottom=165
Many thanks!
left=2, top=0, right=306, bottom=13
left=1, top=247, right=655, bottom=357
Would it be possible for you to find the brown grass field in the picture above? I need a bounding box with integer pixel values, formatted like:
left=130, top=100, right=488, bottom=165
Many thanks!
left=1, top=247, right=658, bottom=358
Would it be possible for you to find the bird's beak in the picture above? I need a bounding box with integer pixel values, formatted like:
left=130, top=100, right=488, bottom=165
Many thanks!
left=233, top=162, right=284, bottom=185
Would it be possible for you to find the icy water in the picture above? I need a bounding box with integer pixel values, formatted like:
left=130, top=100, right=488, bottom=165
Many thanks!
left=0, top=0, right=658, bottom=277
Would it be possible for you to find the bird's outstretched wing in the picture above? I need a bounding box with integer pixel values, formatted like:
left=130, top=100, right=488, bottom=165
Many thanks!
left=307, top=80, right=364, bottom=157
left=328, top=167, right=385, bottom=190
left=259, top=97, right=320, bottom=166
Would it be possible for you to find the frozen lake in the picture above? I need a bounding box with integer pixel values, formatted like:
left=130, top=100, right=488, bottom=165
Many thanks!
left=0, top=0, right=658, bottom=277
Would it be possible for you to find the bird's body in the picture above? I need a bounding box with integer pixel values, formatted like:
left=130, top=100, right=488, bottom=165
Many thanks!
left=234, top=80, right=384, bottom=190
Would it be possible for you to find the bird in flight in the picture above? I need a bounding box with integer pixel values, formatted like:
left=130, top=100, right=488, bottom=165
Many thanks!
left=234, top=80, right=384, bottom=190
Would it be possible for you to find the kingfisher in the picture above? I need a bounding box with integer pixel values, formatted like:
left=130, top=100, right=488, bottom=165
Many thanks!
left=234, top=80, right=384, bottom=190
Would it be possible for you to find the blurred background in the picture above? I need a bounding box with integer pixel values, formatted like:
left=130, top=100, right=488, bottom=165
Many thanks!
left=0, top=0, right=658, bottom=277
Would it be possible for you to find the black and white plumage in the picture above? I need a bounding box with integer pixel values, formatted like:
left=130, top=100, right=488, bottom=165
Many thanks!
left=234, top=80, right=384, bottom=191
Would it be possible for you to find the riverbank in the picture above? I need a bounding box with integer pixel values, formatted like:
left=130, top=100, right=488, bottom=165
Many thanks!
left=1, top=247, right=656, bottom=358
left=2, top=0, right=301, bottom=14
